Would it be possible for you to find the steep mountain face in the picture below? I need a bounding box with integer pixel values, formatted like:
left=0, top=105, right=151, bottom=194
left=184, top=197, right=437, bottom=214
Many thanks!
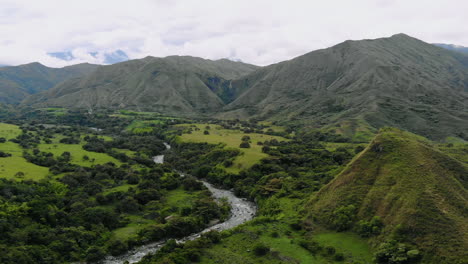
left=434, top=43, right=468, bottom=55
left=0, top=62, right=99, bottom=104
left=222, top=34, right=468, bottom=140
left=25, top=56, right=258, bottom=115
left=307, top=128, right=468, bottom=263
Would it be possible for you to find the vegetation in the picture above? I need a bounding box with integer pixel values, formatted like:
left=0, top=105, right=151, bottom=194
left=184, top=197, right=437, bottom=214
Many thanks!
left=174, top=123, right=288, bottom=173
left=0, top=103, right=465, bottom=264
left=308, top=128, right=468, bottom=263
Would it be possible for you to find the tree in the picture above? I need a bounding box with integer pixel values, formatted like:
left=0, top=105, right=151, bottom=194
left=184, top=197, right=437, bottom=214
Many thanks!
left=204, top=130, right=210, bottom=135
left=332, top=205, right=356, bottom=231
left=374, top=240, right=421, bottom=264
left=240, top=142, right=250, bottom=148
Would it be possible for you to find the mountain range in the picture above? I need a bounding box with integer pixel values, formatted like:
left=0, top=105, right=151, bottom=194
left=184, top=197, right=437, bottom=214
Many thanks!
left=1, top=34, right=467, bottom=140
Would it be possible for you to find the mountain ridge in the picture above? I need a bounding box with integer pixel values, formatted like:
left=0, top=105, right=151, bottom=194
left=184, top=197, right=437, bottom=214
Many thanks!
left=23, top=56, right=258, bottom=115
left=17, top=33, right=468, bottom=140
left=0, top=62, right=99, bottom=104
left=220, top=33, right=468, bottom=140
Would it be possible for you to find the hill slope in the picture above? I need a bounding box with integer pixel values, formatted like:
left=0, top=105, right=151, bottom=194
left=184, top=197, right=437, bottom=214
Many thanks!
left=307, top=128, right=468, bottom=263
left=0, top=62, right=99, bottom=104
left=222, top=34, right=468, bottom=140
left=434, top=43, right=468, bottom=55
left=24, top=56, right=258, bottom=115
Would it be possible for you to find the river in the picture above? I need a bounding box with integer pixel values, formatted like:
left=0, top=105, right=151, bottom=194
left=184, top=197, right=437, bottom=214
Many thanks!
left=102, top=143, right=257, bottom=264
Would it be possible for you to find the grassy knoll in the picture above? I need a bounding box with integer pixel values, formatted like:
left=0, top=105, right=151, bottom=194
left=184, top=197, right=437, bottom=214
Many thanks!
left=308, top=128, right=468, bottom=263
left=176, top=124, right=287, bottom=173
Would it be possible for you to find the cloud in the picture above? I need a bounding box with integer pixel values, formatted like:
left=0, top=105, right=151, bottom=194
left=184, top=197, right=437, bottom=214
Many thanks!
left=0, top=0, right=467, bottom=67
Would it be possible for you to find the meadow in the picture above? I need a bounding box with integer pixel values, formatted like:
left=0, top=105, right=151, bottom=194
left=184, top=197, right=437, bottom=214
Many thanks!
left=175, top=124, right=288, bottom=173
left=0, top=123, right=50, bottom=180
left=0, top=123, right=122, bottom=180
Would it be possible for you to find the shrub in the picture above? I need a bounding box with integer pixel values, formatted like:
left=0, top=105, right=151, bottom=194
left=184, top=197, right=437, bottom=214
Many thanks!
left=331, top=205, right=356, bottom=231
left=374, top=240, right=421, bottom=264
left=357, top=216, right=383, bottom=237
left=354, top=145, right=365, bottom=154
left=334, top=252, right=345, bottom=261
left=325, top=246, right=336, bottom=255
left=240, top=142, right=250, bottom=148
left=253, top=243, right=270, bottom=256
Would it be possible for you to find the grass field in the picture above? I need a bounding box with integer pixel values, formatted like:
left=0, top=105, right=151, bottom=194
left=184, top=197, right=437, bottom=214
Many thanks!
left=0, top=123, right=123, bottom=180
left=38, top=143, right=121, bottom=166
left=126, top=120, right=165, bottom=134
left=176, top=124, right=288, bottom=173
left=41, top=107, right=68, bottom=116
left=313, top=232, right=373, bottom=263
left=0, top=123, right=50, bottom=180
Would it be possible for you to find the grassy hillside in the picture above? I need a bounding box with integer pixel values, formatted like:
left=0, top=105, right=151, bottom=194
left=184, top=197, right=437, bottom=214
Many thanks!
left=307, top=128, right=468, bottom=263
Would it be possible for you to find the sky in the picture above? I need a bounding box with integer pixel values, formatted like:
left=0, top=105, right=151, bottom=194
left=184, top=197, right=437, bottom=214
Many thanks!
left=0, top=0, right=467, bottom=67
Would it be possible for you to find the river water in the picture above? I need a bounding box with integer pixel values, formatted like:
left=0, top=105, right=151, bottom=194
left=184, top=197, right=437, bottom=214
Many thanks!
left=102, top=143, right=256, bottom=264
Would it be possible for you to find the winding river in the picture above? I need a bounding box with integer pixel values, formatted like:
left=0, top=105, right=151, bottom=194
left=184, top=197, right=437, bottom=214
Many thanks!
left=102, top=143, right=257, bottom=264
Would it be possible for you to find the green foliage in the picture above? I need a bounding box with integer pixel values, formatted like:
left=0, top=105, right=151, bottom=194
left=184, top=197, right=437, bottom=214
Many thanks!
left=356, top=216, right=383, bottom=237
left=374, top=240, right=421, bottom=264
left=239, top=141, right=250, bottom=148
left=331, top=205, right=357, bottom=231
left=252, top=242, right=270, bottom=256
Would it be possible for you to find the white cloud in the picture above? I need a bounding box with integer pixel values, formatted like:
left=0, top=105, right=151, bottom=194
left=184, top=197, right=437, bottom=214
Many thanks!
left=0, top=0, right=467, bottom=67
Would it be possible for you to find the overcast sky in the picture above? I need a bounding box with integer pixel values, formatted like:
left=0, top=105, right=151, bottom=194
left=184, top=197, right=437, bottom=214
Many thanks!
left=1, top=0, right=467, bottom=67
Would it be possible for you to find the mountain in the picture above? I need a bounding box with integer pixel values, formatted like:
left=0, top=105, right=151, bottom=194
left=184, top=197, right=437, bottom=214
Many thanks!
left=221, top=34, right=468, bottom=140
left=307, top=128, right=468, bottom=263
left=434, top=43, right=468, bottom=55
left=48, top=49, right=129, bottom=64
left=24, top=56, right=258, bottom=115
left=0, top=62, right=99, bottom=104
left=20, top=34, right=468, bottom=140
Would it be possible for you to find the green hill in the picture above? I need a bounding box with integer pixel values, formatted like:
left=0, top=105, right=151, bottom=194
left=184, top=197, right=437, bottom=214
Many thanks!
left=24, top=56, right=258, bottom=115
left=307, top=128, right=468, bottom=263
left=222, top=34, right=468, bottom=140
left=0, top=62, right=99, bottom=104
